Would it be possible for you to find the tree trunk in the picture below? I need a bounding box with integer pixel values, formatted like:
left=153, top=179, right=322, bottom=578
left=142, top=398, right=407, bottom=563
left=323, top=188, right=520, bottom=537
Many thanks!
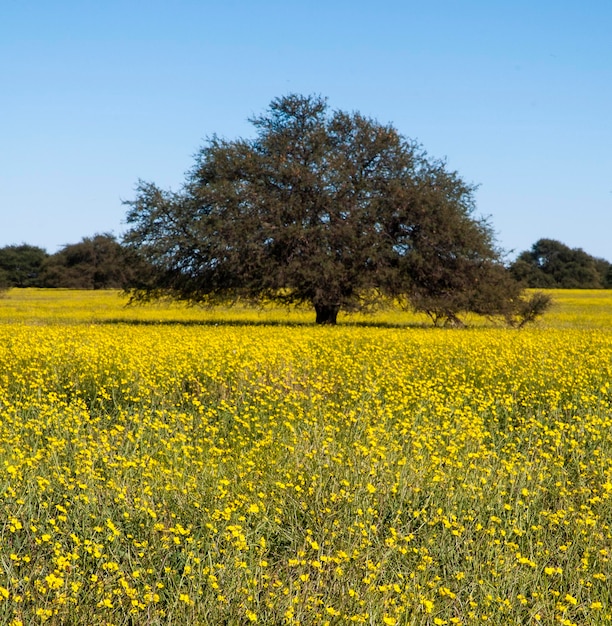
left=314, top=304, right=340, bottom=325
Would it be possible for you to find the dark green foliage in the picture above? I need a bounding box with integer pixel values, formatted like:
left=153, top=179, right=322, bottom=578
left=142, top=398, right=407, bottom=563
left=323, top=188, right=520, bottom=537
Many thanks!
left=40, top=234, right=143, bottom=289
left=594, top=257, right=612, bottom=288
left=0, top=244, right=49, bottom=287
left=124, top=94, right=532, bottom=325
left=511, top=291, right=554, bottom=328
left=511, top=239, right=611, bottom=288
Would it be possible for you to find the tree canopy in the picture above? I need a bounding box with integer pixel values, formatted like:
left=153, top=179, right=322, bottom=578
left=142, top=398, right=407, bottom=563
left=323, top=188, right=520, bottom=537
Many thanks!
left=124, top=94, right=539, bottom=325
left=511, top=239, right=612, bottom=289
left=39, top=234, right=141, bottom=290
left=0, top=244, right=48, bottom=288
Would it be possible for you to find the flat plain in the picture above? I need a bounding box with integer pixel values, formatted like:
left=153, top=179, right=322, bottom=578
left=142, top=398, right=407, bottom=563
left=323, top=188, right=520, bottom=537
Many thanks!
left=0, top=289, right=611, bottom=625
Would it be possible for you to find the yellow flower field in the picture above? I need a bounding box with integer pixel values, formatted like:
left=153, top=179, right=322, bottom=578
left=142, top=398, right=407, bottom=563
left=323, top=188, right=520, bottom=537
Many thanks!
left=0, top=289, right=611, bottom=624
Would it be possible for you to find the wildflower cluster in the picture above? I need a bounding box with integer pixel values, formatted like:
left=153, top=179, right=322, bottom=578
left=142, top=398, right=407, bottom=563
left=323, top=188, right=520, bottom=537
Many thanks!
left=0, top=289, right=611, bottom=624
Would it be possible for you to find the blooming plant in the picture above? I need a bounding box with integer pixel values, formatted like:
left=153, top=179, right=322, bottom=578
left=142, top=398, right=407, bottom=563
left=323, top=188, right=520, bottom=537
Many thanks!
left=0, top=289, right=611, bottom=624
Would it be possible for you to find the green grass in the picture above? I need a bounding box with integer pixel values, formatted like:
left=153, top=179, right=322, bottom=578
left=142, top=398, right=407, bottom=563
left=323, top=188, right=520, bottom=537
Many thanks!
left=0, top=289, right=610, bottom=624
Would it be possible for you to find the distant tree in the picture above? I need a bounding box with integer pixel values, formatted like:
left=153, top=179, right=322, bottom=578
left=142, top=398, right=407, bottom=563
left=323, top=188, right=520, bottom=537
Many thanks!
left=124, top=93, right=542, bottom=325
left=0, top=268, right=8, bottom=292
left=593, top=256, right=612, bottom=288
left=0, top=244, right=49, bottom=287
left=511, top=239, right=611, bottom=288
left=40, top=234, right=140, bottom=289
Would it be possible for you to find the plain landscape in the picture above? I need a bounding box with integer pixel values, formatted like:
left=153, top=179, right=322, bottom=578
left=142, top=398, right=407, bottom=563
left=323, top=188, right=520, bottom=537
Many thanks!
left=0, top=289, right=611, bottom=625
left=2, top=3, right=611, bottom=624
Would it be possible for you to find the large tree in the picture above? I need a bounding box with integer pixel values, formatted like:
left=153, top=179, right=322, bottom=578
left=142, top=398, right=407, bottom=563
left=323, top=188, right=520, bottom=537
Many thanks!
left=124, top=94, right=529, bottom=325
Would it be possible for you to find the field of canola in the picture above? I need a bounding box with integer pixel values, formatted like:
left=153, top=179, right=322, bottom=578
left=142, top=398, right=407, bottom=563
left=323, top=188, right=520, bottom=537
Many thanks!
left=1, top=289, right=611, bottom=625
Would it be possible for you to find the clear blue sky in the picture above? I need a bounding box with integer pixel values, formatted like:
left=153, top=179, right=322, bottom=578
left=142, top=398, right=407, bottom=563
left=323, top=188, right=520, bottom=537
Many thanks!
left=2, top=1, right=611, bottom=260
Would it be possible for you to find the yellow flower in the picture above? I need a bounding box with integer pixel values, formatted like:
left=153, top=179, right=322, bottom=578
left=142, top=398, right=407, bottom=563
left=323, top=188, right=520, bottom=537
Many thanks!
left=565, top=594, right=578, bottom=605
left=422, top=599, right=435, bottom=613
